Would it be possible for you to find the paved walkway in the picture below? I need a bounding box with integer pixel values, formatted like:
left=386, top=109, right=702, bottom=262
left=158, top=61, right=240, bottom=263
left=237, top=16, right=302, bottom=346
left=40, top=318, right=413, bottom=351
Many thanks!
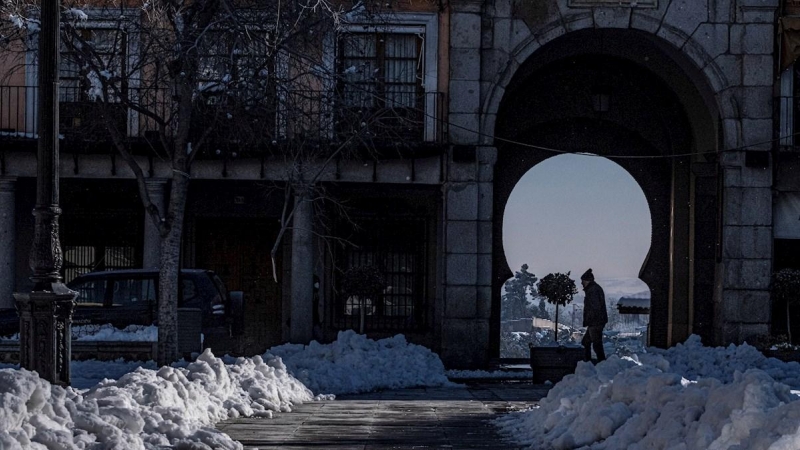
left=217, top=382, right=550, bottom=449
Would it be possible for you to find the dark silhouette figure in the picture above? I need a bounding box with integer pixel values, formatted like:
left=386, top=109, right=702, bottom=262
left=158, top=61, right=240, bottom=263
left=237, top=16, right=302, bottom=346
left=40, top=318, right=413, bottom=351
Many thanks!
left=580, top=269, right=608, bottom=362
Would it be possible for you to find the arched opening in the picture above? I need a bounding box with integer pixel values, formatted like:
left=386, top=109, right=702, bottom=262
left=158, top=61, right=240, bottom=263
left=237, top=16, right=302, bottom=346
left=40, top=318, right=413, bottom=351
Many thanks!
left=491, top=28, right=721, bottom=358
left=500, top=154, right=652, bottom=356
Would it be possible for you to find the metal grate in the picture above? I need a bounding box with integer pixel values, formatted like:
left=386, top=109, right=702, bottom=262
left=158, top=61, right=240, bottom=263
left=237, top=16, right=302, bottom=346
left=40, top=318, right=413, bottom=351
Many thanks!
left=63, top=245, right=137, bottom=283
left=331, top=217, right=428, bottom=332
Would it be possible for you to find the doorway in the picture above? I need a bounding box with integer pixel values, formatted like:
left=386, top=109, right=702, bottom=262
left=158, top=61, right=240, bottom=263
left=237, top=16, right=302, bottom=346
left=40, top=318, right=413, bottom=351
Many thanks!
left=195, top=219, right=283, bottom=354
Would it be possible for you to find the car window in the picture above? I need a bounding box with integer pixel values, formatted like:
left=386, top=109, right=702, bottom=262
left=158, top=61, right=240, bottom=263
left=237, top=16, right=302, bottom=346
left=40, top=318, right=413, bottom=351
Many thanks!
left=111, top=278, right=156, bottom=307
left=183, top=278, right=198, bottom=302
left=72, top=280, right=107, bottom=306
left=209, top=274, right=227, bottom=306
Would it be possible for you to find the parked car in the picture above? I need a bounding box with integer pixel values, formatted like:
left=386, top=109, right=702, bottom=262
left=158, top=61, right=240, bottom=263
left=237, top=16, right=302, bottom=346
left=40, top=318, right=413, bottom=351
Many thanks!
left=0, top=308, right=18, bottom=338
left=0, top=269, right=245, bottom=340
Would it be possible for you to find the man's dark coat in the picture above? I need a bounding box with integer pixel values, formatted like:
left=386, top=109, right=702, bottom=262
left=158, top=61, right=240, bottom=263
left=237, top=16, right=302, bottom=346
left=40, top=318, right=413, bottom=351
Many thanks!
left=582, top=281, right=608, bottom=327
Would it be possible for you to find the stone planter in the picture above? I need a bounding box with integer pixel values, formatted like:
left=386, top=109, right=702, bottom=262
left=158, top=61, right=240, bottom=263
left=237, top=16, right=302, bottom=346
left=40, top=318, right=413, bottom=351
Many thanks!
left=529, top=345, right=585, bottom=384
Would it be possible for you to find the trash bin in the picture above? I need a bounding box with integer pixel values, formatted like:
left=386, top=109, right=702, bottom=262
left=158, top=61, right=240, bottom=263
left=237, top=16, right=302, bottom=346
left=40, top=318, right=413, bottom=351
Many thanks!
left=178, top=307, right=202, bottom=358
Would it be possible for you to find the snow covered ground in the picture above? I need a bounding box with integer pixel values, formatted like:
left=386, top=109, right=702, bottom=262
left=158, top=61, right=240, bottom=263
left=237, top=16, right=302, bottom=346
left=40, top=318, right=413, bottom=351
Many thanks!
left=5, top=330, right=800, bottom=449
left=1, top=324, right=158, bottom=342
left=0, top=330, right=453, bottom=449
left=497, top=335, right=800, bottom=449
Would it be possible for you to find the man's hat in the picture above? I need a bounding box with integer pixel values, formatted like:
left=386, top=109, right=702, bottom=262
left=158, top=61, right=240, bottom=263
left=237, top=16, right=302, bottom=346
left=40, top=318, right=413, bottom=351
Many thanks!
left=581, top=268, right=594, bottom=281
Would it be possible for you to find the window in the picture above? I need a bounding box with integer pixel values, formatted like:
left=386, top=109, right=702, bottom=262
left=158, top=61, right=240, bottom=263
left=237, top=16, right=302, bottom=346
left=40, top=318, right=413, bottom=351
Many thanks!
left=72, top=280, right=107, bottom=306
left=332, top=217, right=428, bottom=331
left=336, top=16, right=440, bottom=142
left=339, top=32, right=425, bottom=140
left=56, top=23, right=130, bottom=138
left=63, top=245, right=138, bottom=283
left=198, top=30, right=272, bottom=96
left=111, top=278, right=156, bottom=307
left=340, top=32, right=422, bottom=110
left=60, top=26, right=128, bottom=102
left=194, top=30, right=274, bottom=145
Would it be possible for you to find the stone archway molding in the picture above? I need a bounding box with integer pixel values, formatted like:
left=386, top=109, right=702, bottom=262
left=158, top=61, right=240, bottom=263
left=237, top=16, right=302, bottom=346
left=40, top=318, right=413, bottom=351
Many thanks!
left=481, top=0, right=778, bottom=349
left=481, top=2, right=739, bottom=146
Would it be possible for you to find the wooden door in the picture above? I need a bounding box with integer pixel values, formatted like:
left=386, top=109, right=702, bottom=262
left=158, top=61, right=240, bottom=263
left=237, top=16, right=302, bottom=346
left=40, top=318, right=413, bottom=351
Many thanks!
left=195, top=219, right=282, bottom=354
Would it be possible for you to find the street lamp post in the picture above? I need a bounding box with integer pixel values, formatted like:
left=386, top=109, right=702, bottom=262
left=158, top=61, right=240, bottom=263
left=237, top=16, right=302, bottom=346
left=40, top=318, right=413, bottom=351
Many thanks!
left=14, top=0, right=76, bottom=386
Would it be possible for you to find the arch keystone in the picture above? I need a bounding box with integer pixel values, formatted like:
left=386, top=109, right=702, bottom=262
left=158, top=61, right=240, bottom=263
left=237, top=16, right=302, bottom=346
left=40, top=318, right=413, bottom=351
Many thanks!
left=593, top=7, right=631, bottom=29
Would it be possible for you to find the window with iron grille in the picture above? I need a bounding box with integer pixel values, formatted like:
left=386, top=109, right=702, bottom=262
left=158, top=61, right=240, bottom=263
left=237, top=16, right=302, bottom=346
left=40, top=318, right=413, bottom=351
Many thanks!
left=338, top=32, right=425, bottom=140
left=63, top=245, right=138, bottom=283
left=331, top=217, right=428, bottom=332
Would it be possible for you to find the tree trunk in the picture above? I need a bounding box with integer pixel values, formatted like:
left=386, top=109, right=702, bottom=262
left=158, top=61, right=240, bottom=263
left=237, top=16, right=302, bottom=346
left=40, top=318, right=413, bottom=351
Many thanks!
left=157, top=171, right=189, bottom=366
left=290, top=192, right=314, bottom=343
left=788, top=301, right=793, bottom=345
left=554, top=303, right=559, bottom=344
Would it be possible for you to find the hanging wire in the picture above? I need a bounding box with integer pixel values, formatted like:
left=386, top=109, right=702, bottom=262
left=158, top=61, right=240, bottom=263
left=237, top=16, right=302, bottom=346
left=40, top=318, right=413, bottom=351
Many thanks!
left=449, top=118, right=788, bottom=160
left=337, top=68, right=789, bottom=161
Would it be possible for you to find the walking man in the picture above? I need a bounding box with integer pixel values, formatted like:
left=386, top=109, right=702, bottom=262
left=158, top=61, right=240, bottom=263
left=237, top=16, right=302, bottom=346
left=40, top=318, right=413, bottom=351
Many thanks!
left=580, top=269, right=608, bottom=362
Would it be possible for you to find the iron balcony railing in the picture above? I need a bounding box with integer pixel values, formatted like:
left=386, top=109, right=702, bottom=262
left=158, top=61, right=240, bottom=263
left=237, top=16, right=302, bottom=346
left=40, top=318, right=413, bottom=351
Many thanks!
left=0, top=85, right=447, bottom=155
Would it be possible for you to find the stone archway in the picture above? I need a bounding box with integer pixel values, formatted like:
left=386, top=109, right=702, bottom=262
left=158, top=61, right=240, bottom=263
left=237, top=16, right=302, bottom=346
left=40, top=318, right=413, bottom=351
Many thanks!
left=488, top=28, right=722, bottom=356
left=437, top=0, right=775, bottom=367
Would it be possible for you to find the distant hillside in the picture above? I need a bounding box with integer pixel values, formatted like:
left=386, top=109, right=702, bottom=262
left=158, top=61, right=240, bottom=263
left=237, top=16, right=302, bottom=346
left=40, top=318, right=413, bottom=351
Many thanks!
left=572, top=277, right=651, bottom=305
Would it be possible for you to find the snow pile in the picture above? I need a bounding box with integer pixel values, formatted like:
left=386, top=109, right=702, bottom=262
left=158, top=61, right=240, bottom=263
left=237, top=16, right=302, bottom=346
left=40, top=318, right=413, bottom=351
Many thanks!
left=75, top=324, right=158, bottom=342
left=70, top=359, right=158, bottom=390
left=643, top=335, right=800, bottom=387
left=0, top=360, right=158, bottom=390
left=0, top=349, right=313, bottom=449
left=0, top=332, right=456, bottom=448
left=497, top=335, right=800, bottom=449
left=268, top=330, right=453, bottom=395
left=2, top=324, right=158, bottom=342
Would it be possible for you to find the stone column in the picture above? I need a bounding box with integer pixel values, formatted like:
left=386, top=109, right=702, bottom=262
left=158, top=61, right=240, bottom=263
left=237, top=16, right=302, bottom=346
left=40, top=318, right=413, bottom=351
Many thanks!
left=0, top=178, right=16, bottom=310
left=714, top=2, right=777, bottom=344
left=143, top=179, right=167, bottom=269
left=290, top=193, right=314, bottom=344
left=718, top=151, right=773, bottom=344
left=439, top=1, right=489, bottom=369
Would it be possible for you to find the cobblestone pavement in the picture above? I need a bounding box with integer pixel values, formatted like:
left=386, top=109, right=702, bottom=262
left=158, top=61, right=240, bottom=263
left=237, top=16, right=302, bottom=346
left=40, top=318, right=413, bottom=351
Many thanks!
left=216, top=382, right=550, bottom=449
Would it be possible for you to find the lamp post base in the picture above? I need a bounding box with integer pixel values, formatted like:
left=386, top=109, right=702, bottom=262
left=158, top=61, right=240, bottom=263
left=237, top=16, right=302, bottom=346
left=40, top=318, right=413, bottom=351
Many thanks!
left=14, top=282, right=76, bottom=386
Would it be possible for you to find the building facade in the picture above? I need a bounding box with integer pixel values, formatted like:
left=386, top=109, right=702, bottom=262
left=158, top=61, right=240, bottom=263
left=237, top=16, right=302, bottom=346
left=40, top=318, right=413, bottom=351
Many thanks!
left=0, top=0, right=796, bottom=367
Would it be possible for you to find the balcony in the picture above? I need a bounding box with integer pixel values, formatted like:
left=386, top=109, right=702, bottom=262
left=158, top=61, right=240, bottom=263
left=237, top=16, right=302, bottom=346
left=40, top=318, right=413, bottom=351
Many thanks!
left=0, top=85, right=447, bottom=158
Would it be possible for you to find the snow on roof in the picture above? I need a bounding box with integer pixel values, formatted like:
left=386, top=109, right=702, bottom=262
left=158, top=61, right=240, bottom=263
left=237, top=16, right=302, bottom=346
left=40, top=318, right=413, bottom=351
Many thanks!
left=617, top=297, right=651, bottom=308
left=617, top=296, right=651, bottom=314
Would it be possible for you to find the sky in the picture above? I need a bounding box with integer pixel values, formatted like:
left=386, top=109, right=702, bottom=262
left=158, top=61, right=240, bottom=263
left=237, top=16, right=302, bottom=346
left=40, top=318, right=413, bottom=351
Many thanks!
left=502, top=153, right=652, bottom=298
left=5, top=328, right=800, bottom=448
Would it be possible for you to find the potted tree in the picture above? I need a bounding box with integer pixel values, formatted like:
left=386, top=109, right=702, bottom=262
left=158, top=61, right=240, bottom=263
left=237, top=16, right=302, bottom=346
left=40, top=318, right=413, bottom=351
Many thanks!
left=538, top=272, right=578, bottom=343
left=529, top=272, right=583, bottom=384
left=764, top=268, right=800, bottom=362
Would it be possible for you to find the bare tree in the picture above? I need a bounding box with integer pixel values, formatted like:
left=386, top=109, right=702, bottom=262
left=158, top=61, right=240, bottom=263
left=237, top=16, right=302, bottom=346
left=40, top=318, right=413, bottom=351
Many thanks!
left=1, top=0, right=433, bottom=360
left=0, top=0, right=353, bottom=363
